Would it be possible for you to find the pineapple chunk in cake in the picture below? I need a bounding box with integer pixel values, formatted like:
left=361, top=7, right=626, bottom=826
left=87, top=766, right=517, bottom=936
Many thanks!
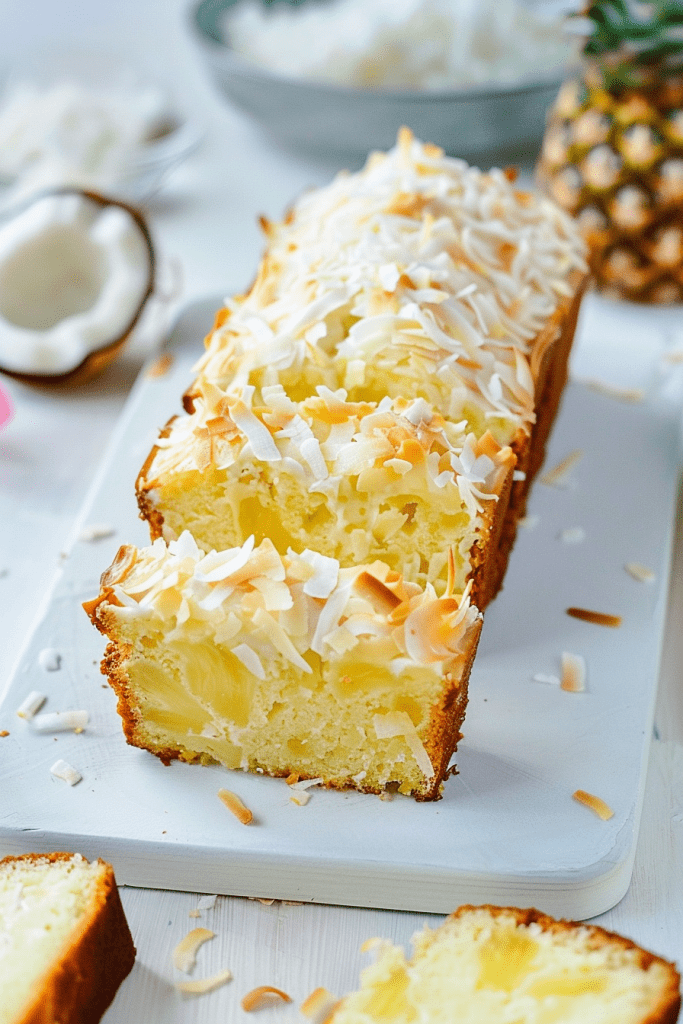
left=329, top=906, right=681, bottom=1024
left=84, top=533, right=482, bottom=800
left=137, top=380, right=515, bottom=602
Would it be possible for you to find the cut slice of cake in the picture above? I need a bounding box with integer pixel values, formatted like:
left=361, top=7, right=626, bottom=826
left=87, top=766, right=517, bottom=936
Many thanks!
left=327, top=905, right=681, bottom=1024
left=0, top=852, right=135, bottom=1024
left=137, top=382, right=515, bottom=604
left=84, top=532, right=482, bottom=800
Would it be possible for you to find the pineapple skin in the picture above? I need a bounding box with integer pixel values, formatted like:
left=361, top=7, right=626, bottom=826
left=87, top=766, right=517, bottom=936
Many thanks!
left=537, top=65, right=683, bottom=304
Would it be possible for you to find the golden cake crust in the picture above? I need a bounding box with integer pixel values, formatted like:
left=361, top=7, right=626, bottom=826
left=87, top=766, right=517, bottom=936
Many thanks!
left=2, top=852, right=135, bottom=1024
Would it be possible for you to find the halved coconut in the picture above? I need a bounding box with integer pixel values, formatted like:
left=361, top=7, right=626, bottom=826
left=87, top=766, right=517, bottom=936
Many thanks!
left=0, top=188, right=155, bottom=385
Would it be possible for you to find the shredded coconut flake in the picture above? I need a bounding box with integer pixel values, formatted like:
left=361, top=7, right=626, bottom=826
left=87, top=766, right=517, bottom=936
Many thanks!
left=540, top=450, right=583, bottom=487
left=561, top=651, right=586, bottom=692
left=197, top=894, right=217, bottom=911
left=175, top=969, right=233, bottom=995
left=300, top=549, right=340, bottom=598
left=242, top=986, right=293, bottom=1011
left=517, top=515, right=539, bottom=530
left=559, top=526, right=585, bottom=544
left=373, top=711, right=434, bottom=778
left=16, top=690, right=47, bottom=720
left=33, top=710, right=89, bottom=733
left=232, top=643, right=266, bottom=680
left=583, top=379, right=645, bottom=403
left=625, top=561, right=655, bottom=583
left=566, top=606, right=622, bottom=628
left=50, top=759, right=82, bottom=786
left=301, top=987, right=341, bottom=1024
left=573, top=789, right=614, bottom=820
left=78, top=523, right=115, bottom=542
left=218, top=788, right=254, bottom=824
left=38, top=648, right=62, bottom=672
left=173, top=928, right=215, bottom=973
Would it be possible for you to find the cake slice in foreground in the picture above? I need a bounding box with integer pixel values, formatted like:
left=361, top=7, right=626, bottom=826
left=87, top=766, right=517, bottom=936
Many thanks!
left=84, top=532, right=482, bottom=800
left=328, top=905, right=681, bottom=1024
left=0, top=852, right=135, bottom=1024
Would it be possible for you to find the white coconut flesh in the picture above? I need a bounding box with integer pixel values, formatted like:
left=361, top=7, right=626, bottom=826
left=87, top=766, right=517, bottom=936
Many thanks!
left=0, top=191, right=153, bottom=375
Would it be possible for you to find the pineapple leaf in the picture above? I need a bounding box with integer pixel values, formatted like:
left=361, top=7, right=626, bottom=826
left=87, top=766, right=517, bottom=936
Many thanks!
left=576, top=0, right=683, bottom=86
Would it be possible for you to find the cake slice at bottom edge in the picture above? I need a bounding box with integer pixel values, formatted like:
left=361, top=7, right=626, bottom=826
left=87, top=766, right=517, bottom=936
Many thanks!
left=0, top=852, right=135, bottom=1024
left=320, top=905, right=681, bottom=1024
left=85, top=532, right=483, bottom=801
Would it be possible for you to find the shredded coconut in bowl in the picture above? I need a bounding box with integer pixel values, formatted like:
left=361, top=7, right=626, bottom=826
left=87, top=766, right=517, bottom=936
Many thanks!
left=221, top=0, right=575, bottom=91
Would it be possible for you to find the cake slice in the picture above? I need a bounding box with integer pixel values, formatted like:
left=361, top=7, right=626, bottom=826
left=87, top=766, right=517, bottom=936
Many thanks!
left=0, top=852, right=135, bottom=1024
left=137, top=382, right=515, bottom=604
left=326, top=905, right=681, bottom=1024
left=84, top=532, right=482, bottom=800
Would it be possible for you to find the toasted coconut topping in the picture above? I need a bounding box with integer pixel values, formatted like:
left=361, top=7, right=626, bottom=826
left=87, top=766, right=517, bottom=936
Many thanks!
left=0, top=731, right=8, bottom=738
left=33, top=710, right=89, bottom=733
left=218, top=788, right=254, bottom=824
left=50, top=759, right=82, bottom=786
left=192, top=131, right=585, bottom=448
left=560, top=652, right=586, bottom=692
left=566, top=607, right=623, bottom=628
left=189, top=909, right=201, bottom=918
left=583, top=379, right=645, bottom=403
left=290, top=791, right=311, bottom=806
left=175, top=969, right=233, bottom=995
left=90, top=533, right=482, bottom=674
left=573, top=789, right=615, bottom=820
left=625, top=562, right=655, bottom=583
left=540, top=449, right=583, bottom=487
left=144, top=379, right=512, bottom=520
left=301, top=987, right=341, bottom=1024
left=16, top=690, right=47, bottom=720
left=173, top=928, right=215, bottom=973
left=242, top=986, right=293, bottom=1011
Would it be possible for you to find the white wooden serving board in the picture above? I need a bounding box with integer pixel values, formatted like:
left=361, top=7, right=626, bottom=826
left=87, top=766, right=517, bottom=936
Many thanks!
left=0, top=295, right=680, bottom=920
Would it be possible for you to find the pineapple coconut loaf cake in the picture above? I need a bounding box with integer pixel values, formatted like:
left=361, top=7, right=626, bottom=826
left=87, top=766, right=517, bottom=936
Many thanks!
left=0, top=852, right=135, bottom=1024
left=87, top=129, right=588, bottom=800
left=326, top=905, right=681, bottom=1024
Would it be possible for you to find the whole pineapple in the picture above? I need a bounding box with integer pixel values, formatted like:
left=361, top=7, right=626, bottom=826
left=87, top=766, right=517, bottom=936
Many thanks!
left=537, top=0, right=683, bottom=303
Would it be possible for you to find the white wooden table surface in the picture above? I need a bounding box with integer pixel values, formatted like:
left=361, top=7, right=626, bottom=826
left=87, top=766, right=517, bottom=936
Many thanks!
left=0, top=3, right=682, bottom=1020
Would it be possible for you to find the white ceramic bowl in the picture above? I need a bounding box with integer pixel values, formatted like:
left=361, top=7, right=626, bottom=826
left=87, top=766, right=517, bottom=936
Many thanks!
left=190, top=0, right=565, bottom=164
